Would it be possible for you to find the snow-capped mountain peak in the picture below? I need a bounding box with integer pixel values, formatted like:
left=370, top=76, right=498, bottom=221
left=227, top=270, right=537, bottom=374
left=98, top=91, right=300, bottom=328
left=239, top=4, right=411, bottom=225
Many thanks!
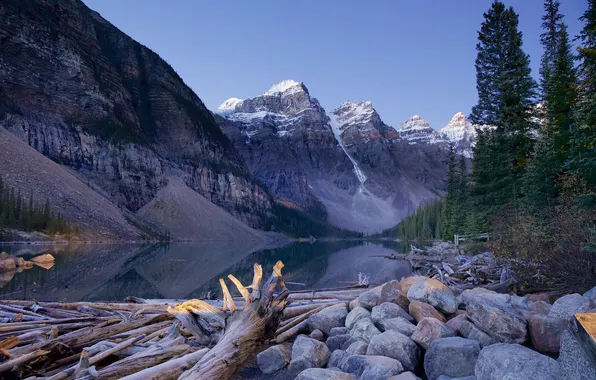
left=216, top=97, right=244, bottom=114
left=264, top=79, right=304, bottom=96
left=332, top=101, right=376, bottom=127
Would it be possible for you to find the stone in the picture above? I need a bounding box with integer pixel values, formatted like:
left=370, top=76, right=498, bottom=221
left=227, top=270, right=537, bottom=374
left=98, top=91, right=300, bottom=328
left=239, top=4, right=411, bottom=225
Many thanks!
left=424, top=337, right=481, bottom=380
left=400, top=275, right=427, bottom=295
left=371, top=302, right=414, bottom=326
left=558, top=328, right=596, bottom=380
left=0, top=252, right=16, bottom=271
left=345, top=340, right=368, bottom=355
left=330, top=327, right=350, bottom=337
left=548, top=293, right=594, bottom=320
left=310, top=329, right=325, bottom=341
left=436, top=376, right=476, bottom=380
left=389, top=372, right=422, bottom=380
left=457, top=288, right=509, bottom=308
left=358, top=291, right=380, bottom=310
left=328, top=349, right=349, bottom=369
left=30, top=253, right=55, bottom=263
left=407, top=278, right=458, bottom=314
left=378, top=280, right=401, bottom=303
left=340, top=355, right=403, bottom=380
left=446, top=314, right=467, bottom=335
left=345, top=307, right=370, bottom=329
left=475, top=343, right=560, bottom=380
left=528, top=300, right=552, bottom=315
left=257, top=344, right=291, bottom=374
left=527, top=314, right=568, bottom=353
left=409, top=301, right=446, bottom=323
left=411, top=317, right=455, bottom=350
left=326, top=334, right=354, bottom=352
left=460, top=321, right=496, bottom=348
left=349, top=298, right=360, bottom=311
left=583, top=286, right=596, bottom=301
left=308, top=304, right=349, bottom=335
left=379, top=317, right=416, bottom=336
left=350, top=317, right=381, bottom=343
left=366, top=330, right=420, bottom=372
left=289, top=335, right=331, bottom=372
left=296, top=368, right=356, bottom=380
left=466, top=296, right=527, bottom=344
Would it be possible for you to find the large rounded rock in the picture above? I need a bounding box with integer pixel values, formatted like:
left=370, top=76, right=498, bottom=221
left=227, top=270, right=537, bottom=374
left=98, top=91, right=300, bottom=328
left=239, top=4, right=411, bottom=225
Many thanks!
left=372, top=302, right=414, bottom=325
left=330, top=327, right=350, bottom=337
left=358, top=291, right=380, bottom=310
left=328, top=349, right=349, bottom=369
left=400, top=275, right=427, bottom=295
left=466, top=296, right=527, bottom=344
left=424, top=337, right=481, bottom=380
left=407, top=278, right=457, bottom=314
left=409, top=301, right=446, bottom=323
left=326, top=334, right=355, bottom=352
left=257, top=344, right=291, bottom=374
left=288, top=335, right=331, bottom=372
left=584, top=286, right=596, bottom=301
left=558, top=328, right=596, bottom=380
left=346, top=340, right=368, bottom=355
left=459, top=320, right=496, bottom=348
left=296, top=368, right=356, bottom=380
left=527, top=314, right=568, bottom=353
left=340, top=355, right=403, bottom=380
left=475, top=343, right=560, bottom=380
left=380, top=317, right=416, bottom=336
left=411, top=317, right=455, bottom=349
left=345, top=307, right=370, bottom=329
left=548, top=293, right=594, bottom=320
left=446, top=314, right=467, bottom=335
left=350, top=317, right=381, bottom=343
left=366, top=330, right=420, bottom=372
left=457, top=288, right=510, bottom=308
left=389, top=372, right=422, bottom=380
left=308, top=304, right=349, bottom=335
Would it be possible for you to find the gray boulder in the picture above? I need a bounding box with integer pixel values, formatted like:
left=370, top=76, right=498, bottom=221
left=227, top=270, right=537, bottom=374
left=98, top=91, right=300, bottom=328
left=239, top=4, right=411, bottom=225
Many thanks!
left=407, top=278, right=458, bottom=314
left=424, top=337, right=480, bottom=380
left=346, top=340, right=368, bottom=355
left=358, top=291, right=380, bottom=310
left=446, top=314, right=467, bottom=335
left=340, top=355, right=403, bottom=380
left=345, top=307, right=371, bottom=329
left=409, top=301, right=446, bottom=323
left=296, top=368, right=356, bottom=380
left=257, top=344, right=291, bottom=374
left=558, top=328, right=596, bottom=380
left=371, top=302, right=414, bottom=326
left=380, top=317, right=416, bottom=336
left=583, top=286, right=596, bottom=301
left=436, top=376, right=476, bottom=380
left=350, top=317, right=381, bottom=343
left=466, top=296, right=527, bottom=344
left=411, top=317, right=455, bottom=349
left=527, top=314, right=568, bottom=353
left=460, top=320, right=496, bottom=348
left=326, top=334, right=355, bottom=352
left=308, top=305, right=349, bottom=335
left=548, top=293, right=594, bottom=320
left=349, top=298, right=360, bottom=311
left=310, top=329, right=325, bottom=341
left=389, top=372, right=422, bottom=380
left=475, top=343, right=560, bottom=380
left=288, top=335, right=331, bottom=372
left=457, top=288, right=509, bottom=308
left=330, top=327, right=350, bottom=337
left=328, top=349, right=349, bottom=369
left=366, top=330, right=420, bottom=372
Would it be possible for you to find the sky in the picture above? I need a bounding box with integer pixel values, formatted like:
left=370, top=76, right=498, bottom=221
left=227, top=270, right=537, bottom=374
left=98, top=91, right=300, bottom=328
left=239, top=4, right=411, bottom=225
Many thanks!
left=82, top=0, right=587, bottom=130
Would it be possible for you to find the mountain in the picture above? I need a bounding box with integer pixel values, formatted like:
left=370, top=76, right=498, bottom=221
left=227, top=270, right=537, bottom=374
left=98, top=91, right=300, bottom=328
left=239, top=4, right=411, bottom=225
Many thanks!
left=0, top=0, right=273, bottom=239
left=217, top=82, right=449, bottom=233
left=396, top=115, right=447, bottom=145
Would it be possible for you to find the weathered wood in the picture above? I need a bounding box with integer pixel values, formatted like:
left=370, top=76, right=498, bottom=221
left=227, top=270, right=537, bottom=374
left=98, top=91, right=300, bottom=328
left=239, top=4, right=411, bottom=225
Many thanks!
left=277, top=303, right=344, bottom=335
left=274, top=320, right=309, bottom=344
left=0, top=349, right=49, bottom=374
left=118, top=348, right=209, bottom=380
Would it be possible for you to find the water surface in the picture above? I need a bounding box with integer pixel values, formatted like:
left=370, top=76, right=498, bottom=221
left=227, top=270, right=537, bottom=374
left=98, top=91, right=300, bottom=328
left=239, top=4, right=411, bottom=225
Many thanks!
left=0, top=240, right=410, bottom=302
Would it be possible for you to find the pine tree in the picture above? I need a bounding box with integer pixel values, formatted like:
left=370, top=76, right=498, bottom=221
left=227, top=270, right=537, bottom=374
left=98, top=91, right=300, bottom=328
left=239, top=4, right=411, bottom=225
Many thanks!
left=571, top=0, right=596, bottom=185
left=442, top=144, right=457, bottom=240
left=468, top=1, right=537, bottom=229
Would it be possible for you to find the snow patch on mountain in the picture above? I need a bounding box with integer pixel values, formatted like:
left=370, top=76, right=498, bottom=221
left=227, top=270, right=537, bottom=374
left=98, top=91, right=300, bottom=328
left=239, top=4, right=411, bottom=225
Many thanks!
left=328, top=112, right=367, bottom=184
left=396, top=115, right=447, bottom=145
left=264, top=79, right=303, bottom=96
left=217, top=97, right=244, bottom=114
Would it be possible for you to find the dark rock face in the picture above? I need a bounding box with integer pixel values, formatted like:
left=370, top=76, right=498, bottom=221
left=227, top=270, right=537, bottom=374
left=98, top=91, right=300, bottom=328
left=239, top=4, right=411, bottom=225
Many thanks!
left=0, top=0, right=272, bottom=228
left=218, top=86, right=448, bottom=233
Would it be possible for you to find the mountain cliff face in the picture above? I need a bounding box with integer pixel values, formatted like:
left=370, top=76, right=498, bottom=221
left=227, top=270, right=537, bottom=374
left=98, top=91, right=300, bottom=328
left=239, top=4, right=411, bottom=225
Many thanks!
left=0, top=0, right=272, bottom=230
left=217, top=82, right=449, bottom=233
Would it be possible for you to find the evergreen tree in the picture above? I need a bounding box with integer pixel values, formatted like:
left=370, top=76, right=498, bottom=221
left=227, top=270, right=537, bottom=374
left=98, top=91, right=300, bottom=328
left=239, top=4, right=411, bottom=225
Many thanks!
left=468, top=1, right=537, bottom=228
left=571, top=0, right=596, bottom=185
left=442, top=144, right=457, bottom=240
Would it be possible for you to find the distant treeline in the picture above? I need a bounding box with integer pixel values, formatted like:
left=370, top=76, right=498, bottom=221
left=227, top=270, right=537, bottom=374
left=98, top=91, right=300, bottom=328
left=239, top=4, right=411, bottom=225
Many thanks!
left=0, top=176, right=74, bottom=237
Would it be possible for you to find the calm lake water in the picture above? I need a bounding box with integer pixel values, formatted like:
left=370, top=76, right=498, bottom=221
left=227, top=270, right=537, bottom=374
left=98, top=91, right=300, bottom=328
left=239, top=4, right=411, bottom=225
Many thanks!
left=0, top=240, right=410, bottom=302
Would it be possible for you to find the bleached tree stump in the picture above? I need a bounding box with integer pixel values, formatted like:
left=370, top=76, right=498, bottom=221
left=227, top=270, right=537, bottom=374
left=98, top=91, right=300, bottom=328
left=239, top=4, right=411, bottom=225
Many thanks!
left=168, top=261, right=290, bottom=380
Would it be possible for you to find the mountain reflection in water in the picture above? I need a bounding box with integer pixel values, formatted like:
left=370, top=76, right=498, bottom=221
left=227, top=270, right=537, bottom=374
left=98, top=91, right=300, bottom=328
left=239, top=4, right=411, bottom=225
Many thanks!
left=0, top=240, right=410, bottom=302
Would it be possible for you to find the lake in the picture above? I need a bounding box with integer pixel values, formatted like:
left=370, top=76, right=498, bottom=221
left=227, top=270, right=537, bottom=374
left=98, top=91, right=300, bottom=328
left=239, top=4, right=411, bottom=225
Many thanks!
left=0, top=240, right=411, bottom=302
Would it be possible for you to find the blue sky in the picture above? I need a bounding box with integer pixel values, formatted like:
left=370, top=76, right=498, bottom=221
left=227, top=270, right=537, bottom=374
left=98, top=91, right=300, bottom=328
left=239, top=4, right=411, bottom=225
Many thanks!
left=82, top=0, right=586, bottom=129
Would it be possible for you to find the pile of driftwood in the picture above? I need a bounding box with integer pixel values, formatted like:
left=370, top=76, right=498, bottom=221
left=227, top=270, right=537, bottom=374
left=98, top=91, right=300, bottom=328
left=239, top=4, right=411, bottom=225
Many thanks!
left=0, top=261, right=366, bottom=380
